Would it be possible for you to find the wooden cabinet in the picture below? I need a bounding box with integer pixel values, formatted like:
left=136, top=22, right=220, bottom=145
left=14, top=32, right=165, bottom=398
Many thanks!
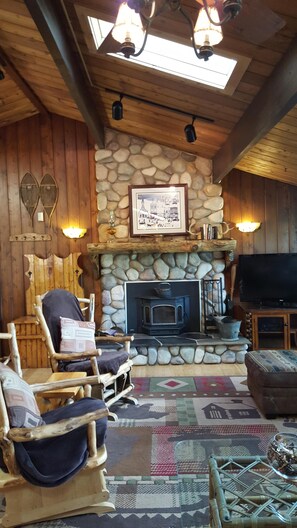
left=13, top=316, right=49, bottom=368
left=239, top=304, right=297, bottom=350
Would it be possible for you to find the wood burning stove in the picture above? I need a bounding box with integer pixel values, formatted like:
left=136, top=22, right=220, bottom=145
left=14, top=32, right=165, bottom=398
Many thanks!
left=141, top=295, right=188, bottom=335
left=125, top=280, right=200, bottom=336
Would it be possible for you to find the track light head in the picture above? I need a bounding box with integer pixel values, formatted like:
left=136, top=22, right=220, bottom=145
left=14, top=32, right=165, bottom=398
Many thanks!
left=112, top=95, right=124, bottom=120
left=184, top=117, right=197, bottom=143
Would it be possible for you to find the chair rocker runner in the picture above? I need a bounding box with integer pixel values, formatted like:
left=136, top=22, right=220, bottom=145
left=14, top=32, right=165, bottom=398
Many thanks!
left=0, top=363, right=114, bottom=527
left=35, top=289, right=138, bottom=418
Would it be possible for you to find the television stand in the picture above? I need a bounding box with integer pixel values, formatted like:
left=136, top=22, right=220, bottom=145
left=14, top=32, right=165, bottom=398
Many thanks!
left=238, top=303, right=297, bottom=350
left=259, top=299, right=297, bottom=309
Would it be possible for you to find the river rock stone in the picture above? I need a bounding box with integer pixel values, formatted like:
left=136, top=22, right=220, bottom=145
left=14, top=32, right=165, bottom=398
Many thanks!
left=111, top=285, right=124, bottom=301
left=153, top=259, right=169, bottom=279
left=142, top=143, right=162, bottom=157
left=204, top=196, right=224, bottom=211
left=148, top=347, right=158, bottom=365
left=158, top=347, right=172, bottom=364
left=133, top=354, right=148, bottom=365
left=221, top=350, right=236, bottom=363
left=101, top=274, right=117, bottom=290
left=114, top=148, right=130, bottom=162
left=180, top=347, right=195, bottom=363
left=203, top=352, right=221, bottom=364
left=194, top=347, right=204, bottom=363
left=171, top=356, right=185, bottom=365
left=129, top=154, right=151, bottom=169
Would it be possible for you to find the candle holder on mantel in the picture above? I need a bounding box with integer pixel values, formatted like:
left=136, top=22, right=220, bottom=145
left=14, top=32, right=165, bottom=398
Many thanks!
left=107, top=211, right=116, bottom=239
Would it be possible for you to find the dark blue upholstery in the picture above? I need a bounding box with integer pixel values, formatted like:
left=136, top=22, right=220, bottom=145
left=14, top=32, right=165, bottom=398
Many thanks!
left=42, top=289, right=128, bottom=375
left=14, top=397, right=107, bottom=487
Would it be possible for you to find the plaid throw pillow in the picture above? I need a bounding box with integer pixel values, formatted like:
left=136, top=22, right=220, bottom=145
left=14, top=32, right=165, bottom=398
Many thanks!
left=60, top=317, right=96, bottom=353
left=0, top=364, right=44, bottom=427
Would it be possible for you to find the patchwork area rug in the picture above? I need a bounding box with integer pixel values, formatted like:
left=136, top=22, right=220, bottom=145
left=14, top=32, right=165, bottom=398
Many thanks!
left=12, top=376, right=297, bottom=527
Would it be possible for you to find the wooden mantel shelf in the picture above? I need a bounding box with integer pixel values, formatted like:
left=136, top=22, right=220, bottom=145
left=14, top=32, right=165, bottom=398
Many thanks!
left=87, top=238, right=236, bottom=255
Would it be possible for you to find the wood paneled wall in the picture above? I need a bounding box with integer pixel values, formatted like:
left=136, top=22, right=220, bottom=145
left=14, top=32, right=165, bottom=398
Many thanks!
left=1, top=117, right=297, bottom=334
left=222, top=169, right=297, bottom=257
left=222, top=169, right=297, bottom=299
left=0, top=113, right=100, bottom=331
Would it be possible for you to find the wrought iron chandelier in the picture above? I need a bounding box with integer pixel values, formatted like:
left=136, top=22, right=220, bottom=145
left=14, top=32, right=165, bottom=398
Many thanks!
left=111, top=0, right=242, bottom=61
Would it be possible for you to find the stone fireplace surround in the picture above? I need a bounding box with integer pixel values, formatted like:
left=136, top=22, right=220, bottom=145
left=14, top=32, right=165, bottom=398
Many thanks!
left=90, top=129, right=248, bottom=365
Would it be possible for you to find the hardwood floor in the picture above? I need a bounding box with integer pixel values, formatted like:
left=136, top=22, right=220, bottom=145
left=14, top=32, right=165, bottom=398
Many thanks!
left=23, top=363, right=247, bottom=384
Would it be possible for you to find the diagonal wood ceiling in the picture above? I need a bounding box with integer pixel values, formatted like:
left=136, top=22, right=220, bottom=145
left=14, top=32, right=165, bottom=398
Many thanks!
left=0, top=1, right=296, bottom=185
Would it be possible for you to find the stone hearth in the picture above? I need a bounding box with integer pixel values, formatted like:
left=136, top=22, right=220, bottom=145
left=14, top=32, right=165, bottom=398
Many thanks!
left=92, top=129, right=248, bottom=365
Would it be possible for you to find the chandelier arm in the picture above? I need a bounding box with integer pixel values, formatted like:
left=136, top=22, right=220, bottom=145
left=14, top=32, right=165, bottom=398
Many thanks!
left=139, top=0, right=171, bottom=23
left=130, top=0, right=170, bottom=60
left=201, top=0, right=231, bottom=25
left=132, top=18, right=151, bottom=57
left=178, top=6, right=205, bottom=60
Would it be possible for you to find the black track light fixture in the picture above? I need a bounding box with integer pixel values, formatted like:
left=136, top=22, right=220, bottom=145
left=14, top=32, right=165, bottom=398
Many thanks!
left=112, top=94, right=124, bottom=120
left=184, top=116, right=197, bottom=143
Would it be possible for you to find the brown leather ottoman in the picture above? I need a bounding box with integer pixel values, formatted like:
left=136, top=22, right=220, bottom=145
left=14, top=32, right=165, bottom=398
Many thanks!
left=245, top=349, right=297, bottom=417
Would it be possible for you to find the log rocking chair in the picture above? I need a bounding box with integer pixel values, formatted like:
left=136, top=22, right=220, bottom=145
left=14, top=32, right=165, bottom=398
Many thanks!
left=35, top=289, right=138, bottom=419
left=0, top=362, right=114, bottom=527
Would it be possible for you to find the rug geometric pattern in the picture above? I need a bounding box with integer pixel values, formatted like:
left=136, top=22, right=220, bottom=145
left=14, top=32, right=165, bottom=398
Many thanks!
left=7, top=376, right=297, bottom=528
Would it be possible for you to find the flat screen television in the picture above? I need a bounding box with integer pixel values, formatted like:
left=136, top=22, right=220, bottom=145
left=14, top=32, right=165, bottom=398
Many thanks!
left=238, top=253, right=297, bottom=307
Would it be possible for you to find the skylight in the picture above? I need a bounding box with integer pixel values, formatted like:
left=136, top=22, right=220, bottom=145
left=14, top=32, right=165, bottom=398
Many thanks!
left=88, top=17, right=237, bottom=91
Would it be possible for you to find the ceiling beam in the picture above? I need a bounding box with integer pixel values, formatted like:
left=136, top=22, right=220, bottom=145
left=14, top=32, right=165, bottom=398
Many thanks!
left=24, top=0, right=105, bottom=147
left=213, top=36, right=297, bottom=183
left=0, top=47, right=48, bottom=116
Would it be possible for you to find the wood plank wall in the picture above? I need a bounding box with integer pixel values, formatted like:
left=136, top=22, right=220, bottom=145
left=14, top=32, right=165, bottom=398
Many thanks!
left=0, top=113, right=100, bottom=332
left=222, top=168, right=297, bottom=298
left=1, top=116, right=297, bottom=335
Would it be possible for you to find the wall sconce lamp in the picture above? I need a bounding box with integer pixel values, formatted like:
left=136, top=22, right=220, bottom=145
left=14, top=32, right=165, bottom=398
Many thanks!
left=112, top=94, right=124, bottom=120
left=236, top=222, right=261, bottom=233
left=62, top=227, right=87, bottom=239
left=184, top=116, right=197, bottom=143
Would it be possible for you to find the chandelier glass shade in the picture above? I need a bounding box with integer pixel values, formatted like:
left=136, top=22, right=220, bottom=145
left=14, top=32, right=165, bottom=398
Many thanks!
left=194, top=7, right=223, bottom=47
left=112, top=2, right=144, bottom=54
left=110, top=0, right=242, bottom=61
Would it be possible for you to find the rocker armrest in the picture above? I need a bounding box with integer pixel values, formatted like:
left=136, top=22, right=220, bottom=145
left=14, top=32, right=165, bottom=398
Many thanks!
left=95, top=335, right=134, bottom=343
left=31, top=376, right=99, bottom=394
left=52, top=348, right=102, bottom=361
left=7, top=407, right=109, bottom=442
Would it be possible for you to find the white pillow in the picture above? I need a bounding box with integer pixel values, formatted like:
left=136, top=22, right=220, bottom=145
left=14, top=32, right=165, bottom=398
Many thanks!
left=60, top=317, right=96, bottom=353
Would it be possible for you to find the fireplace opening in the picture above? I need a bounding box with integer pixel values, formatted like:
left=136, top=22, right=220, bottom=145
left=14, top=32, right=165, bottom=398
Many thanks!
left=125, top=280, right=200, bottom=336
left=141, top=295, right=188, bottom=335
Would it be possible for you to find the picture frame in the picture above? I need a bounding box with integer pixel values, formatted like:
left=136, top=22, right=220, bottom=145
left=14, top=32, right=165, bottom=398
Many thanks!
left=129, top=184, right=188, bottom=237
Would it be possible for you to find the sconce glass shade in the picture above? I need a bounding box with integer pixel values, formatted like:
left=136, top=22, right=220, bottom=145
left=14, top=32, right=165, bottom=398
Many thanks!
left=62, top=227, right=87, bottom=239
left=194, top=7, right=223, bottom=47
left=236, top=222, right=261, bottom=233
left=112, top=2, right=144, bottom=48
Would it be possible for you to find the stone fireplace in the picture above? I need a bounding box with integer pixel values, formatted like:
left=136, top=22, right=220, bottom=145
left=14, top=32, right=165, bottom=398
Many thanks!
left=90, top=129, right=248, bottom=365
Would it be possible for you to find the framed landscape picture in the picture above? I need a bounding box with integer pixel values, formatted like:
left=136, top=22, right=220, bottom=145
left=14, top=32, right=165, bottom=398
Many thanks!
left=129, top=184, right=188, bottom=237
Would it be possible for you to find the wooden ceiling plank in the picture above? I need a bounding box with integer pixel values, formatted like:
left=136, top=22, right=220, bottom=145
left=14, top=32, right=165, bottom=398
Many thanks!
left=213, top=35, right=297, bottom=182
left=24, top=0, right=104, bottom=147
left=0, top=45, right=48, bottom=116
